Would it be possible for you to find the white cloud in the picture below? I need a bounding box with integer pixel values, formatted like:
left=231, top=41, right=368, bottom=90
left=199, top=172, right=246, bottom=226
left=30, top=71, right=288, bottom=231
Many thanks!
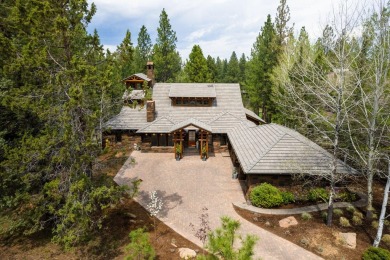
left=87, top=0, right=368, bottom=60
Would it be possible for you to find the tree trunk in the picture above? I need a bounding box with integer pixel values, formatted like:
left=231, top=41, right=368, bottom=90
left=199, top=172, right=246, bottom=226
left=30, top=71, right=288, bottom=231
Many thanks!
left=327, top=192, right=334, bottom=226
left=373, top=159, right=390, bottom=247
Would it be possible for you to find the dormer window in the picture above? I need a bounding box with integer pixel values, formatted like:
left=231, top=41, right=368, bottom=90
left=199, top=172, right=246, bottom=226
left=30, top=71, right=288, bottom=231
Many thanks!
left=169, top=84, right=215, bottom=107
left=174, top=97, right=211, bottom=106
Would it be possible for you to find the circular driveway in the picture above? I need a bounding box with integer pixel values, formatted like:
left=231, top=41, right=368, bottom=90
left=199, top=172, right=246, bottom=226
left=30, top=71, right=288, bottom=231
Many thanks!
left=115, top=151, right=322, bottom=260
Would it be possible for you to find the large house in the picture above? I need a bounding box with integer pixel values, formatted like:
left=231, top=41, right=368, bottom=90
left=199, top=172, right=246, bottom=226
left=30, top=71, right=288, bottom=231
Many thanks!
left=104, top=63, right=353, bottom=187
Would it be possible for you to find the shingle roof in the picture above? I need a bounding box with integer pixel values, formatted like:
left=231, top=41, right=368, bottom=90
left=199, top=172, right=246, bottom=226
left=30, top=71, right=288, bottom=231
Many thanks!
left=136, top=116, right=175, bottom=133
left=244, top=108, right=266, bottom=124
left=228, top=123, right=354, bottom=175
left=170, top=118, right=212, bottom=132
left=168, top=84, right=216, bottom=98
left=104, top=106, right=147, bottom=130
left=122, top=73, right=151, bottom=82
left=153, top=83, right=246, bottom=124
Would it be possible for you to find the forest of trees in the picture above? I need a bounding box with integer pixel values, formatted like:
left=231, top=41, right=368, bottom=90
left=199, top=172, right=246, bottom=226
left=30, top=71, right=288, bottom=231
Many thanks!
left=0, top=0, right=389, bottom=251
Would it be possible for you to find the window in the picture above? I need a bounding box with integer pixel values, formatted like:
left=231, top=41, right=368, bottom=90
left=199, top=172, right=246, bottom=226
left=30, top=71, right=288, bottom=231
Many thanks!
left=151, top=134, right=158, bottom=146
left=172, top=98, right=212, bottom=107
left=220, top=134, right=227, bottom=146
left=159, top=134, right=167, bottom=146
left=168, top=135, right=173, bottom=146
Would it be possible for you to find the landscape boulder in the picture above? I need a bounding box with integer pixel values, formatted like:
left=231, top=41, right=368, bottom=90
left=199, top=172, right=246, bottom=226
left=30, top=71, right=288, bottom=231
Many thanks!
left=338, top=232, right=356, bottom=249
left=178, top=248, right=197, bottom=259
left=279, top=216, right=298, bottom=228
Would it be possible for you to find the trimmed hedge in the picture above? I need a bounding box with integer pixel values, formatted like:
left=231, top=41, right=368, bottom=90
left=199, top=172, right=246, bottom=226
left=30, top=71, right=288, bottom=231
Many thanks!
left=250, top=183, right=284, bottom=208
left=362, top=246, right=390, bottom=260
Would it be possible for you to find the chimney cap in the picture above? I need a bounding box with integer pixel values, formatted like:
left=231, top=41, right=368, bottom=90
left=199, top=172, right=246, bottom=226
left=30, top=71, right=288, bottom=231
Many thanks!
left=147, top=61, right=154, bottom=65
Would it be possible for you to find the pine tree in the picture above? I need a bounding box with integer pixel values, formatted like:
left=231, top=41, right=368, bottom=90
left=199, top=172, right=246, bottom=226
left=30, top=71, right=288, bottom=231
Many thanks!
left=152, top=9, right=181, bottom=82
left=275, top=0, right=292, bottom=47
left=133, top=25, right=152, bottom=73
left=238, top=53, right=247, bottom=84
left=246, top=14, right=278, bottom=122
left=206, top=55, right=217, bottom=82
left=226, top=51, right=240, bottom=83
left=0, top=0, right=129, bottom=248
left=116, top=29, right=134, bottom=78
left=184, top=45, right=210, bottom=82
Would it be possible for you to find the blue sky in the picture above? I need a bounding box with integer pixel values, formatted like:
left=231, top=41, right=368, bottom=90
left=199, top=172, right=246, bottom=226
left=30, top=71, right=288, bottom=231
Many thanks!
left=86, top=0, right=362, bottom=60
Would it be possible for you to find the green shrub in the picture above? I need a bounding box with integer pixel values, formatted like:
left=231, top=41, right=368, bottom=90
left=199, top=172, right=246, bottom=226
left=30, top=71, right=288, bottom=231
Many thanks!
left=352, top=215, right=363, bottom=226
left=250, top=183, right=284, bottom=208
left=362, top=246, right=390, bottom=260
left=372, top=221, right=379, bottom=229
left=125, top=228, right=155, bottom=260
left=338, top=192, right=357, bottom=202
left=301, top=212, right=312, bottom=221
left=353, top=211, right=364, bottom=219
left=307, top=188, right=329, bottom=202
left=384, top=220, right=390, bottom=227
left=281, top=191, right=295, bottom=204
left=382, top=234, right=390, bottom=246
left=321, top=212, right=328, bottom=222
left=333, top=209, right=343, bottom=216
left=339, top=217, right=351, bottom=227
left=346, top=206, right=356, bottom=213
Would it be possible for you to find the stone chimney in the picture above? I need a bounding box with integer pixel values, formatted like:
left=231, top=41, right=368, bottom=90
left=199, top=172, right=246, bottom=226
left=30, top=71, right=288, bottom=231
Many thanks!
left=146, top=100, right=155, bottom=122
left=146, top=61, right=155, bottom=86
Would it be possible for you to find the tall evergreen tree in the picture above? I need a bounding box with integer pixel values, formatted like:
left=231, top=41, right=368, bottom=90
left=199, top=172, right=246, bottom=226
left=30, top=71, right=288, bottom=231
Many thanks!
left=116, top=29, right=134, bottom=78
left=0, top=0, right=129, bottom=248
left=206, top=55, right=218, bottom=82
left=246, top=15, right=278, bottom=122
left=226, top=51, right=240, bottom=83
left=133, top=25, right=152, bottom=73
left=152, top=9, right=181, bottom=82
left=184, top=45, right=210, bottom=82
left=275, top=0, right=292, bottom=47
left=238, top=53, right=247, bottom=84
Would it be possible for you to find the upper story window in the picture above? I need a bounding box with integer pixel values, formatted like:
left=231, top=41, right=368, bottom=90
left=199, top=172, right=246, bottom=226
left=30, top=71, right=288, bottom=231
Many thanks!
left=174, top=98, right=211, bottom=106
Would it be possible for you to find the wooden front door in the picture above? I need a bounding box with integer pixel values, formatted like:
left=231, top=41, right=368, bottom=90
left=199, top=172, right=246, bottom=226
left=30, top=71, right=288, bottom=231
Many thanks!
left=188, top=130, right=196, bottom=147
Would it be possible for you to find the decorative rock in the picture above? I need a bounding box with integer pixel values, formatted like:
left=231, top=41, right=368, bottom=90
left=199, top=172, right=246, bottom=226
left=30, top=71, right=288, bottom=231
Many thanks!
left=265, top=221, right=271, bottom=226
left=279, top=216, right=298, bottom=228
left=130, top=220, right=136, bottom=224
left=253, top=217, right=259, bottom=222
left=170, top=248, right=176, bottom=253
left=338, top=232, right=356, bottom=249
left=171, top=243, right=178, bottom=248
left=178, top=248, right=197, bottom=259
left=127, top=213, right=137, bottom=219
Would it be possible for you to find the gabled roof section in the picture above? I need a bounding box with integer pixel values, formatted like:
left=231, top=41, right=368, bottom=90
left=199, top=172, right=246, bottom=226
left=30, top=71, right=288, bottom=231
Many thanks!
left=228, top=123, right=354, bottom=175
left=136, top=116, right=175, bottom=133
left=170, top=118, right=212, bottom=132
left=244, top=108, right=266, bottom=124
left=168, top=84, right=216, bottom=98
left=104, top=106, right=147, bottom=130
left=122, top=73, right=151, bottom=82
left=208, top=112, right=254, bottom=133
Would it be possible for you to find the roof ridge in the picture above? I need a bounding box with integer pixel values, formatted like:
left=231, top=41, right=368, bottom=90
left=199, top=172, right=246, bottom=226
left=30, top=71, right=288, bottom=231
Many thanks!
left=137, top=116, right=172, bottom=132
left=273, top=123, right=333, bottom=158
left=247, top=126, right=286, bottom=173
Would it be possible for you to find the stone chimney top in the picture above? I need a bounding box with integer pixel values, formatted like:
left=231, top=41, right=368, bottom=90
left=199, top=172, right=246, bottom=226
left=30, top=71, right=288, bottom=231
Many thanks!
left=146, top=61, right=155, bottom=86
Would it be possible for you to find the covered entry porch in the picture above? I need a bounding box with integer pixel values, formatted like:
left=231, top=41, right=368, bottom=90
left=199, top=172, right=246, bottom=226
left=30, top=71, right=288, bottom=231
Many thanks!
left=170, top=119, right=212, bottom=160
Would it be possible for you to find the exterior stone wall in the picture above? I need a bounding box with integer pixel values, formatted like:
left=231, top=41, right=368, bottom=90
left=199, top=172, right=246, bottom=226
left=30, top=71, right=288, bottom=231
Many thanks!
left=103, top=131, right=141, bottom=150
left=212, top=134, right=228, bottom=153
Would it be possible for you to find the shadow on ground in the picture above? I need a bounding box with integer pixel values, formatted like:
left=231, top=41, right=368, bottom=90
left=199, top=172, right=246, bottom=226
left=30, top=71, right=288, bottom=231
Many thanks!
left=138, top=190, right=183, bottom=218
